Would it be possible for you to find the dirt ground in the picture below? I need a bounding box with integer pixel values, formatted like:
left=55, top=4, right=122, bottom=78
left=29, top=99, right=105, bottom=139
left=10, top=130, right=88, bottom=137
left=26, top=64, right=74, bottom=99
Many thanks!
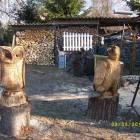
left=0, top=65, right=140, bottom=140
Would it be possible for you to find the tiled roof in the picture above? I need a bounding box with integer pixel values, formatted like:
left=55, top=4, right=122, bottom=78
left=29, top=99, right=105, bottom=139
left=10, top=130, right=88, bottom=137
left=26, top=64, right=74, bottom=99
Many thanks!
left=9, top=17, right=136, bottom=27
left=52, top=17, right=135, bottom=26
left=53, top=16, right=131, bottom=20
left=10, top=22, right=52, bottom=26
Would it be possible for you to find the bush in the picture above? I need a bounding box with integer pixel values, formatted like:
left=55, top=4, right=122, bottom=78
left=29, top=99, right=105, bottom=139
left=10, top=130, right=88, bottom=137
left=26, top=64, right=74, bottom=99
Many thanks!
left=0, top=27, right=13, bottom=46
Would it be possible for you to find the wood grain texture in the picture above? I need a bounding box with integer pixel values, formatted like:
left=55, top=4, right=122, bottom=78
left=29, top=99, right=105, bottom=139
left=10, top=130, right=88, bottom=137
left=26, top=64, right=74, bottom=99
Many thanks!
left=1, top=89, right=27, bottom=107
left=88, top=94, right=119, bottom=122
left=0, top=46, right=25, bottom=90
left=0, top=102, right=31, bottom=136
left=93, top=46, right=121, bottom=97
left=16, top=30, right=55, bottom=65
left=0, top=46, right=31, bottom=137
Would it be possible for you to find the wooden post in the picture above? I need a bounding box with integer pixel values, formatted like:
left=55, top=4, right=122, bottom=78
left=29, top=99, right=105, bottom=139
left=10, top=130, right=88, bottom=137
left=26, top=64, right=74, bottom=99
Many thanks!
left=88, top=94, right=119, bottom=122
left=0, top=46, right=31, bottom=137
left=130, top=31, right=136, bottom=75
left=1, top=102, right=31, bottom=136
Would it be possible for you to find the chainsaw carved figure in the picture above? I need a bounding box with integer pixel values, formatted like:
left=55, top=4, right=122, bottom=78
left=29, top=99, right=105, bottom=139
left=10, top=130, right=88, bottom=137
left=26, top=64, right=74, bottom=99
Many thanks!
left=93, top=46, right=121, bottom=97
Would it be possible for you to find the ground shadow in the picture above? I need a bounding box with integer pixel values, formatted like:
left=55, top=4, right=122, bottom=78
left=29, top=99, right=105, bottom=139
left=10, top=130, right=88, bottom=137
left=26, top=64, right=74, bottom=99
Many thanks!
left=30, top=96, right=140, bottom=134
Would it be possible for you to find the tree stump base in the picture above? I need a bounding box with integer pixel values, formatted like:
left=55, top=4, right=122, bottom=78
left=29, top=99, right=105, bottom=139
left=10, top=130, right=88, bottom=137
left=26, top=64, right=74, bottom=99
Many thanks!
left=88, top=94, right=119, bottom=122
left=1, top=89, right=27, bottom=107
left=0, top=102, right=31, bottom=136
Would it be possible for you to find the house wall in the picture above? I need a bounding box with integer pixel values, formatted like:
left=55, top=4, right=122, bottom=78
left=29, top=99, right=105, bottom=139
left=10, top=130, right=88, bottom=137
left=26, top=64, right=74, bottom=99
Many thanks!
left=16, top=29, right=55, bottom=65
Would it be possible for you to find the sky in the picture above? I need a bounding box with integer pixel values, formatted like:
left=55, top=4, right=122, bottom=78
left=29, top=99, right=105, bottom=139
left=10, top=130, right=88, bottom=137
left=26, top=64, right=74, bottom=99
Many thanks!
left=85, top=0, right=92, bottom=9
left=85, top=0, right=130, bottom=11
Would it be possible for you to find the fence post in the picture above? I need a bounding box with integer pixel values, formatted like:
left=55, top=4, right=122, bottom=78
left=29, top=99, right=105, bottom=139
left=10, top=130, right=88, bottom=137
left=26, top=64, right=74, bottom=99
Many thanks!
left=75, top=33, right=77, bottom=51
left=78, top=33, right=80, bottom=51
left=87, top=33, right=89, bottom=50
left=90, top=35, right=92, bottom=49
left=63, top=32, right=65, bottom=51
left=72, top=33, right=74, bottom=51
left=63, top=32, right=93, bottom=51
left=66, top=32, right=69, bottom=51
left=84, top=33, right=87, bottom=50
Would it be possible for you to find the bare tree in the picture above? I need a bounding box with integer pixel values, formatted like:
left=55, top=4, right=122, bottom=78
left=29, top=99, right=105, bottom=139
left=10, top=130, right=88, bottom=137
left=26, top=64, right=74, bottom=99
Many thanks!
left=89, top=0, right=114, bottom=17
left=0, top=0, right=25, bottom=26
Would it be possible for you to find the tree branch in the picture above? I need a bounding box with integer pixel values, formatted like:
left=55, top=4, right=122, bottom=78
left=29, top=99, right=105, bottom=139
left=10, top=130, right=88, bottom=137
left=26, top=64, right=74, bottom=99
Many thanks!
left=0, top=9, right=10, bottom=16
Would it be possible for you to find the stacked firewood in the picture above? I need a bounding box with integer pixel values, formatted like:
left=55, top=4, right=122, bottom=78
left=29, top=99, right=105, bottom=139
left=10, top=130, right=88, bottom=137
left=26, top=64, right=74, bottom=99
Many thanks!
left=55, top=26, right=98, bottom=65
left=56, top=26, right=98, bottom=47
left=56, top=26, right=97, bottom=36
left=16, top=30, right=55, bottom=65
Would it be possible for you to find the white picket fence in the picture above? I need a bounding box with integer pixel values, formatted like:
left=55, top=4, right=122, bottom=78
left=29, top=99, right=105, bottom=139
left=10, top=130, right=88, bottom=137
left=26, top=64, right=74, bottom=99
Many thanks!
left=63, top=32, right=93, bottom=51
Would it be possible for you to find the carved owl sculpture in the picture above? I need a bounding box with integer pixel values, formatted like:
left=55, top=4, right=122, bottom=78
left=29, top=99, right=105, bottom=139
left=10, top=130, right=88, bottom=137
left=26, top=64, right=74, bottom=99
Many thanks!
left=0, top=46, right=25, bottom=90
left=93, top=46, right=121, bottom=97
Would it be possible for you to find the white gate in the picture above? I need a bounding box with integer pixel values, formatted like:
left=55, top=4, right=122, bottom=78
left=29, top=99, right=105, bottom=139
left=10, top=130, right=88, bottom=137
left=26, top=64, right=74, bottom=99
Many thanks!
left=63, top=32, right=93, bottom=51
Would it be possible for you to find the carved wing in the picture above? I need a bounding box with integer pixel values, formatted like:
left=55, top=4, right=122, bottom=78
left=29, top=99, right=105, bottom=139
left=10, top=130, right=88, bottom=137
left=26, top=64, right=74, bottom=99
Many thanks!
left=0, top=47, right=12, bottom=83
left=93, top=60, right=107, bottom=86
left=13, top=46, right=25, bottom=88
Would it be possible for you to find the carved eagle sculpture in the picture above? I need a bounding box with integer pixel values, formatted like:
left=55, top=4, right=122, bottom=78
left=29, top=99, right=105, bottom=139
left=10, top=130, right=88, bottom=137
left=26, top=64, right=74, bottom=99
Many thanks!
left=93, top=46, right=121, bottom=97
left=0, top=46, right=25, bottom=90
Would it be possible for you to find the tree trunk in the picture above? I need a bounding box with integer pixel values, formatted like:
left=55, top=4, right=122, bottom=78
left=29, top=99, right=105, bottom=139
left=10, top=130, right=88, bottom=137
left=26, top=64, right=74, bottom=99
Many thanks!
left=130, top=32, right=136, bottom=75
left=88, top=94, right=119, bottom=122
left=1, top=89, right=27, bottom=107
left=0, top=102, right=31, bottom=136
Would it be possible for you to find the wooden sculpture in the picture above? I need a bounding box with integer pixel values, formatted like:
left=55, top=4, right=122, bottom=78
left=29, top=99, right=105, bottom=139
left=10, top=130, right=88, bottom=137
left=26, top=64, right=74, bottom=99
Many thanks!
left=88, top=45, right=121, bottom=121
left=0, top=46, right=31, bottom=136
left=0, top=46, right=25, bottom=90
left=93, top=45, right=121, bottom=97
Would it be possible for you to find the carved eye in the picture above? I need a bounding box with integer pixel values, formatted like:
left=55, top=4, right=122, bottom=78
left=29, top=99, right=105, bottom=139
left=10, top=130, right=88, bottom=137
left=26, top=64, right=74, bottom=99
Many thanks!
left=5, top=51, right=12, bottom=59
left=16, top=51, right=23, bottom=57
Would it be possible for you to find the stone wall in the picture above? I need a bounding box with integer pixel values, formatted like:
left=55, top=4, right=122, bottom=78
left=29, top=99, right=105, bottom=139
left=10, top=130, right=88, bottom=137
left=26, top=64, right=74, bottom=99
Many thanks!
left=16, top=29, right=55, bottom=65
left=106, top=40, right=140, bottom=67
left=123, top=42, right=140, bottom=67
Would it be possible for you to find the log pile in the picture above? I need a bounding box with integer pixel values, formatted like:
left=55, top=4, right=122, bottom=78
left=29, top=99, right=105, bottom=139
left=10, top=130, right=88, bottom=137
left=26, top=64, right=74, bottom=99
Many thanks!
left=56, top=26, right=98, bottom=49
left=55, top=26, right=97, bottom=65
left=56, top=26, right=97, bottom=37
left=16, top=30, right=55, bottom=65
